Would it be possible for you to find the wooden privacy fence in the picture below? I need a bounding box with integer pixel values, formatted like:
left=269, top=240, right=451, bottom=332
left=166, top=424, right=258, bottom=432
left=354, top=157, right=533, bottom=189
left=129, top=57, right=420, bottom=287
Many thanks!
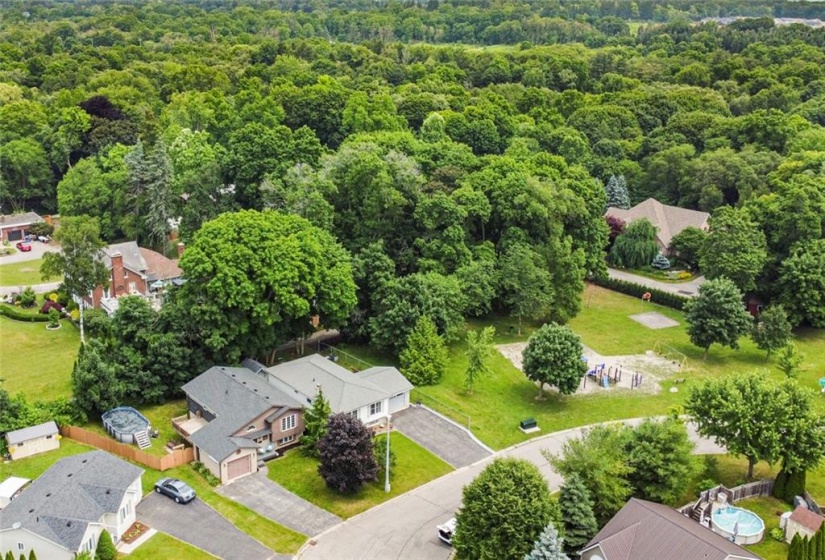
left=678, top=479, right=775, bottom=515
left=61, top=425, right=194, bottom=471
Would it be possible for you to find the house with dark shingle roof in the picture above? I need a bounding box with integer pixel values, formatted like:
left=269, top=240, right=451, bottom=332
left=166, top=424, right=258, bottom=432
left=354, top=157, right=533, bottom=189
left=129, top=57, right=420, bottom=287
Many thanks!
left=605, top=198, right=710, bottom=256
left=176, top=366, right=305, bottom=484
left=266, top=354, right=413, bottom=425
left=0, top=451, right=143, bottom=560
left=87, top=241, right=183, bottom=314
left=580, top=498, right=762, bottom=560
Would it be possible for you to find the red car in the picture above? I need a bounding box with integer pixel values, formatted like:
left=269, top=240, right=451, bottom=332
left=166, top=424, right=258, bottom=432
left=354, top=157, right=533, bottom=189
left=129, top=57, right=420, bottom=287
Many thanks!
left=16, top=242, right=32, bottom=252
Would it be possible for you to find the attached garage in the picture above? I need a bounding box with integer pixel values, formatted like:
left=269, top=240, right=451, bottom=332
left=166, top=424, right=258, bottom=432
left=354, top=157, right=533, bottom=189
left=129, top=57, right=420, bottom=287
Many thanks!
left=226, top=454, right=252, bottom=481
left=0, top=212, right=43, bottom=242
left=389, top=392, right=409, bottom=414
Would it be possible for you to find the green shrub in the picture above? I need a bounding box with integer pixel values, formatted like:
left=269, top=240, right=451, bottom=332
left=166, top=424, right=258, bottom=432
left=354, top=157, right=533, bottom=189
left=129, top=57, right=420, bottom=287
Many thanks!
left=95, top=529, right=116, bottom=560
left=589, top=276, right=689, bottom=310
left=19, top=287, right=36, bottom=308
left=0, top=304, right=50, bottom=322
left=192, top=461, right=220, bottom=486
left=770, top=527, right=785, bottom=541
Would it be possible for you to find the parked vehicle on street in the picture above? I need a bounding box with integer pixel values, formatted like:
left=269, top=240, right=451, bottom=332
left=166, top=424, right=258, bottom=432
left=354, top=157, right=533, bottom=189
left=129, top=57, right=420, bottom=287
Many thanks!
left=154, top=477, right=196, bottom=504
left=437, top=517, right=457, bottom=546
left=15, top=242, right=32, bottom=252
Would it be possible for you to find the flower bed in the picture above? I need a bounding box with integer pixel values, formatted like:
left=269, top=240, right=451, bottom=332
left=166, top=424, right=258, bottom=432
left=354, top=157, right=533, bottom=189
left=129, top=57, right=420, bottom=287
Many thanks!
left=121, top=521, right=150, bottom=544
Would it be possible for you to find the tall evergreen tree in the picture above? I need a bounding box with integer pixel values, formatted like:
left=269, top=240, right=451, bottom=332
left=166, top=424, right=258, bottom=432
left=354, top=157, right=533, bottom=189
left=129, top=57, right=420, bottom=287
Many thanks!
left=301, top=387, right=332, bottom=458
left=399, top=316, right=448, bottom=385
left=464, top=326, right=495, bottom=393
left=559, top=474, right=598, bottom=552
left=605, top=174, right=631, bottom=210
left=524, top=522, right=570, bottom=560
left=95, top=529, right=117, bottom=560
left=144, top=139, right=174, bottom=250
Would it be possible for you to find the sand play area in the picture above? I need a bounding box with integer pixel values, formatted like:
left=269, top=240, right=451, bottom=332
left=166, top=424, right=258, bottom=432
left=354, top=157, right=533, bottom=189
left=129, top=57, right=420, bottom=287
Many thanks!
left=497, top=342, right=683, bottom=395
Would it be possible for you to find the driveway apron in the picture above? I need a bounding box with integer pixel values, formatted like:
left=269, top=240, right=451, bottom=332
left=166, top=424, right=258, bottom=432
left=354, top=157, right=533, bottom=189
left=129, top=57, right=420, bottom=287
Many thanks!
left=217, top=469, right=341, bottom=537
left=137, top=492, right=278, bottom=560
left=392, top=406, right=492, bottom=468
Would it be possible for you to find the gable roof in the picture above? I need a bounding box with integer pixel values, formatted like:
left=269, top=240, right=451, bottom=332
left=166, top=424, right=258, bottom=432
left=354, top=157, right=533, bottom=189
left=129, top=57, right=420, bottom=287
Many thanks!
left=104, top=241, right=147, bottom=274
left=266, top=355, right=412, bottom=413
left=582, top=499, right=762, bottom=560
left=5, top=421, right=59, bottom=445
left=0, top=451, right=143, bottom=552
left=789, top=505, right=825, bottom=533
left=182, top=366, right=302, bottom=462
left=0, top=212, right=43, bottom=229
left=605, top=198, right=710, bottom=248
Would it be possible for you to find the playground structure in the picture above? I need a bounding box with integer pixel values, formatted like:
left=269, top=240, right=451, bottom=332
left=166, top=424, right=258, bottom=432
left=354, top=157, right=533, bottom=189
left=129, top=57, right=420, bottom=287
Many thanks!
left=582, top=360, right=644, bottom=390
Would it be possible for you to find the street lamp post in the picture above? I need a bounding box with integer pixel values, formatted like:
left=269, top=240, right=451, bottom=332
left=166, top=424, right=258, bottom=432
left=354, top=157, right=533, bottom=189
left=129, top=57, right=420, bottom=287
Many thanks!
left=384, top=414, right=392, bottom=493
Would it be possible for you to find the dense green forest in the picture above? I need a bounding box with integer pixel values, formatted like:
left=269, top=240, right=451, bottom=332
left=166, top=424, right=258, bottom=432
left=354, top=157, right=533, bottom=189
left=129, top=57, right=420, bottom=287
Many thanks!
left=1, top=0, right=824, bottom=372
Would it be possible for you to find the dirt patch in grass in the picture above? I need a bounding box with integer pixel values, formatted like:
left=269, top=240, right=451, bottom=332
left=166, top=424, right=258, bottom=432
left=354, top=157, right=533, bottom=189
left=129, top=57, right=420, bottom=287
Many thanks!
left=496, top=342, right=681, bottom=396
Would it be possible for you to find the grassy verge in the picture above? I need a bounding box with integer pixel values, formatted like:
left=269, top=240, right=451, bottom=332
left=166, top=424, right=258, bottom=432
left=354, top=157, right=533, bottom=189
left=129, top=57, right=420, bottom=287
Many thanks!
left=0, top=258, right=60, bottom=286
left=139, top=465, right=307, bottom=554
left=0, top=315, right=79, bottom=400
left=123, top=532, right=216, bottom=560
left=267, top=433, right=454, bottom=518
left=340, top=286, right=824, bottom=450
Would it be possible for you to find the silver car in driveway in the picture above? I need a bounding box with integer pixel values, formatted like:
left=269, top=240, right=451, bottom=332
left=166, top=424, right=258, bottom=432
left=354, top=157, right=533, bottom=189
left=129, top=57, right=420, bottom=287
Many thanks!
left=154, top=477, right=196, bottom=504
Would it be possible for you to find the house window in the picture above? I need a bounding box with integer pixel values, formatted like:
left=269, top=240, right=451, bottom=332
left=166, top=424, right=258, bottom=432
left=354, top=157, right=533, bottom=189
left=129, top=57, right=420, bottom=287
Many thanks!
left=46, top=434, right=53, bottom=439
left=369, top=401, right=383, bottom=416
left=281, top=414, right=296, bottom=431
left=17, top=543, right=24, bottom=551
left=347, top=410, right=358, bottom=419
left=279, top=435, right=295, bottom=445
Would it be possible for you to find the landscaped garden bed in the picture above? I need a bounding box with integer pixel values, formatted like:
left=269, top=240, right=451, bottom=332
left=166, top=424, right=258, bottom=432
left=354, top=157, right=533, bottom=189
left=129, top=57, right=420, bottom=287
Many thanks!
left=121, top=521, right=151, bottom=544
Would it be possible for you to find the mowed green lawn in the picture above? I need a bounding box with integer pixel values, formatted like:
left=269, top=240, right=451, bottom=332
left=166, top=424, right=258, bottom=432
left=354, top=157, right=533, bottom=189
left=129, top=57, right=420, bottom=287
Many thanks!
left=339, top=285, right=825, bottom=450
left=0, top=439, right=95, bottom=480
left=125, top=532, right=217, bottom=560
left=267, top=433, right=454, bottom=518
left=0, top=315, right=79, bottom=400
left=0, top=258, right=59, bottom=286
left=82, top=400, right=189, bottom=457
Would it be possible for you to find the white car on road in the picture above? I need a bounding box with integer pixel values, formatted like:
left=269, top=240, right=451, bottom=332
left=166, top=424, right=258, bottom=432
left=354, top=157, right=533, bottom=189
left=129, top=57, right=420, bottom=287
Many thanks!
left=437, top=517, right=457, bottom=545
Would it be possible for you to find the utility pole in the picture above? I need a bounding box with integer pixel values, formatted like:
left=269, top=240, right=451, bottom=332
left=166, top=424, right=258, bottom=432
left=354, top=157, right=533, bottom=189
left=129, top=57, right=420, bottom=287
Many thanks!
left=384, top=414, right=392, bottom=493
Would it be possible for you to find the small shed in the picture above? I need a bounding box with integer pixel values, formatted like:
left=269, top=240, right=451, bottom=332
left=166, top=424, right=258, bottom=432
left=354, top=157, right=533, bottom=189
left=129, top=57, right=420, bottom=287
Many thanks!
left=0, top=476, right=30, bottom=509
left=785, top=505, right=825, bottom=543
left=5, top=421, right=60, bottom=460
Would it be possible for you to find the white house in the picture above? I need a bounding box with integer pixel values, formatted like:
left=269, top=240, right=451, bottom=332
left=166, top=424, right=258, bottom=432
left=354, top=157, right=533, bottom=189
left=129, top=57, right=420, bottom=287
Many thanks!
left=266, top=354, right=414, bottom=425
left=0, top=451, right=143, bottom=560
left=5, top=421, right=60, bottom=460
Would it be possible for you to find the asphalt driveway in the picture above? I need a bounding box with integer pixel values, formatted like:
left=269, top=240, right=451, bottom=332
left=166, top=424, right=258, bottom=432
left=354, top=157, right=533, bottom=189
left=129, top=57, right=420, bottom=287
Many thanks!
left=392, top=405, right=492, bottom=468
left=218, top=469, right=341, bottom=536
left=137, top=492, right=279, bottom=560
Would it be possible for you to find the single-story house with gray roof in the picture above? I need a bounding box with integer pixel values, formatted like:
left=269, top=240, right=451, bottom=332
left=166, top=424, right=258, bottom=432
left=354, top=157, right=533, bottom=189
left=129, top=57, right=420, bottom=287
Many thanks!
left=0, top=212, right=43, bottom=242
left=605, top=198, right=710, bottom=256
left=266, top=354, right=413, bottom=425
left=580, top=498, right=761, bottom=560
left=177, top=365, right=305, bottom=484
left=5, top=421, right=60, bottom=460
left=0, top=450, right=143, bottom=560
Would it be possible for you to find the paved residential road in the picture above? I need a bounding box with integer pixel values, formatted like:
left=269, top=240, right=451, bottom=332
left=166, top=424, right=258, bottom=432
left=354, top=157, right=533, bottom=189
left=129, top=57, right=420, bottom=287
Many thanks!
left=137, top=492, right=281, bottom=560
left=218, top=469, right=341, bottom=536
left=296, top=419, right=724, bottom=560
left=607, top=268, right=705, bottom=297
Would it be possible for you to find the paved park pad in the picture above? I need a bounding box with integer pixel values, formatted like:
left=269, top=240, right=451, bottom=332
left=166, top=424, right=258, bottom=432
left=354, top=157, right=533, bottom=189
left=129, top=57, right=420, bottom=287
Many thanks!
left=629, top=311, right=680, bottom=329
left=392, top=406, right=492, bottom=468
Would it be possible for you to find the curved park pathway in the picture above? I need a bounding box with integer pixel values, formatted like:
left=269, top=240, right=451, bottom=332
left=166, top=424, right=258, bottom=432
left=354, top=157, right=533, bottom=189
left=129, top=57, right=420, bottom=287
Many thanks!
left=295, top=418, right=724, bottom=560
left=608, top=268, right=705, bottom=297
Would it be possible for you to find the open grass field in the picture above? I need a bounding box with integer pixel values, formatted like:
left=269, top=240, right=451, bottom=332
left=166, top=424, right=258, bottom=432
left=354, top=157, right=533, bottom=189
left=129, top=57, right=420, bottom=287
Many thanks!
left=124, top=532, right=217, bottom=560
left=267, top=432, right=454, bottom=518
left=339, top=286, right=825, bottom=450
left=0, top=314, right=79, bottom=400
left=0, top=258, right=59, bottom=286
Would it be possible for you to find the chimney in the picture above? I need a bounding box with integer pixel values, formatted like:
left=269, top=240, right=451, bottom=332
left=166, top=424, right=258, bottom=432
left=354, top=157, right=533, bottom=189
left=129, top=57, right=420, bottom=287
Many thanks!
left=111, top=252, right=126, bottom=297
left=177, top=242, right=185, bottom=257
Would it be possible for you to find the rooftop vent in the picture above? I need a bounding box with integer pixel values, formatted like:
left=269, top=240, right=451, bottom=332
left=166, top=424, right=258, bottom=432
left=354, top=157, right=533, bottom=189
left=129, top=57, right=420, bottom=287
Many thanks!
left=67, top=473, right=72, bottom=477
left=46, top=493, right=51, bottom=498
left=82, top=459, right=87, bottom=463
left=28, top=509, right=34, bottom=514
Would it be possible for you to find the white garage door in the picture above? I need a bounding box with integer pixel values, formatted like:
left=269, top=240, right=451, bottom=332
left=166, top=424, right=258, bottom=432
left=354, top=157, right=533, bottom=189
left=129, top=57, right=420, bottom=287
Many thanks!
left=389, top=392, right=408, bottom=413
left=227, top=455, right=252, bottom=480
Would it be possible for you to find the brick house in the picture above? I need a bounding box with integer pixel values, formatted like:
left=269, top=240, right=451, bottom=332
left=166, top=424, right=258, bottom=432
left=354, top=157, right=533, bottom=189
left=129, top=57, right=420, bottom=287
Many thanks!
left=88, top=241, right=183, bottom=313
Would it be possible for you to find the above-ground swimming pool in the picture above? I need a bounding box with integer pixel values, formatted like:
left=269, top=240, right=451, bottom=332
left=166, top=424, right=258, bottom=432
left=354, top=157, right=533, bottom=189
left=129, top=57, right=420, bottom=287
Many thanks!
left=102, top=407, right=151, bottom=444
left=711, top=505, right=765, bottom=545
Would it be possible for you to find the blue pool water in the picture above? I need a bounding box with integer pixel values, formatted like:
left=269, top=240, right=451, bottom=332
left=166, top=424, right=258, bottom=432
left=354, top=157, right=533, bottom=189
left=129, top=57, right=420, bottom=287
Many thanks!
left=712, top=505, right=764, bottom=536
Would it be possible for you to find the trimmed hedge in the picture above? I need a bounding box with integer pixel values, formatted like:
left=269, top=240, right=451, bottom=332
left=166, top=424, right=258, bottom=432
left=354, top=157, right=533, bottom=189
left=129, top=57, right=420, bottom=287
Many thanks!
left=0, top=304, right=51, bottom=322
left=590, top=276, right=690, bottom=310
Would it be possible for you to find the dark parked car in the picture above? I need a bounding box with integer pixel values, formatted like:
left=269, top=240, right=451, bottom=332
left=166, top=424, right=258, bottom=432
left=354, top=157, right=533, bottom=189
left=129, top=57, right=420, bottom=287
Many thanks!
left=154, top=477, right=196, bottom=504
left=16, top=242, right=32, bottom=252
